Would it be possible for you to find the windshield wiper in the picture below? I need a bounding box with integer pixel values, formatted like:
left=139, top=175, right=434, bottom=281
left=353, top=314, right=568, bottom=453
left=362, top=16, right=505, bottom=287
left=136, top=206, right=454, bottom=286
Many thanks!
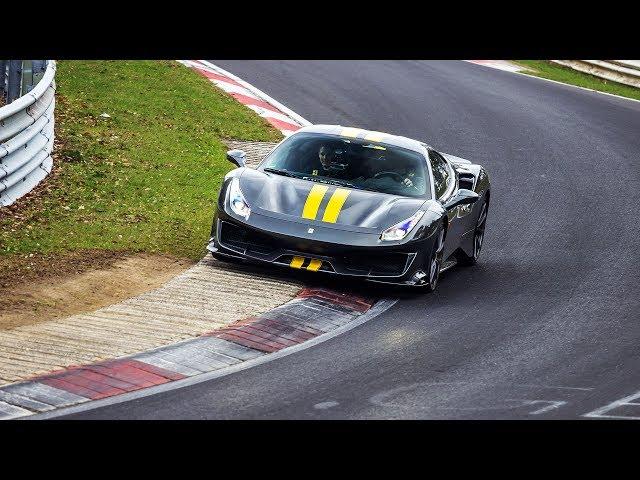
left=263, top=167, right=300, bottom=178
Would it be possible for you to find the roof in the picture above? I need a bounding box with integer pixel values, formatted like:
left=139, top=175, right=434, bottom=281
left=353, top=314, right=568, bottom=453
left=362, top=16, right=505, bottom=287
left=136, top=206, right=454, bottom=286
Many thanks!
left=295, top=124, right=430, bottom=154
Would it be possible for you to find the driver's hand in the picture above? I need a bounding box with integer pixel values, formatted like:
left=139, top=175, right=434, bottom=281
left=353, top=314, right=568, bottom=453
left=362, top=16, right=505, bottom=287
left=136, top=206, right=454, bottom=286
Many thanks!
left=402, top=177, right=414, bottom=188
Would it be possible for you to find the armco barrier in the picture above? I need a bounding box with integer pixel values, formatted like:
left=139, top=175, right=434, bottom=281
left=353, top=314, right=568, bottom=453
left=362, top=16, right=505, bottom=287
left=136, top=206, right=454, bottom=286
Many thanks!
left=552, top=60, right=640, bottom=89
left=0, top=60, right=56, bottom=207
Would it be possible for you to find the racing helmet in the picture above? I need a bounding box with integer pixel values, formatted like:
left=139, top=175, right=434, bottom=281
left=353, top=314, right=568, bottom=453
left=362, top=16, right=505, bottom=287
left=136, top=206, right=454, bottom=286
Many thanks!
left=318, top=144, right=349, bottom=172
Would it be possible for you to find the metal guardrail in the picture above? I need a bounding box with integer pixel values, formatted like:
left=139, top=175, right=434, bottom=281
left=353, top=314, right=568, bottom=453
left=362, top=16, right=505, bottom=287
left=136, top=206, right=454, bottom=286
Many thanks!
left=0, top=60, right=56, bottom=206
left=552, top=60, right=640, bottom=89
left=609, top=60, right=640, bottom=72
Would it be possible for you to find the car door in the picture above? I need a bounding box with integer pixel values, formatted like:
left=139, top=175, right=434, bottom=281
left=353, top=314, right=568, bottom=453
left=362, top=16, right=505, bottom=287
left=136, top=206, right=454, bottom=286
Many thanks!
left=428, top=149, right=461, bottom=259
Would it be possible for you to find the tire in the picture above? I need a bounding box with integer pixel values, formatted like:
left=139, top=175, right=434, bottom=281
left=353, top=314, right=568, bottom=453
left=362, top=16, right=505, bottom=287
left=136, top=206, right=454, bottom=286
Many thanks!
left=424, top=226, right=445, bottom=292
left=459, top=200, right=488, bottom=266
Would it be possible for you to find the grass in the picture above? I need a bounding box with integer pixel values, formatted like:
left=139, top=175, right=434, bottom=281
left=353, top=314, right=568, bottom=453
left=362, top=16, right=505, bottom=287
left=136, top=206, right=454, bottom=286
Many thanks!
left=513, top=60, right=640, bottom=101
left=0, top=60, right=282, bottom=261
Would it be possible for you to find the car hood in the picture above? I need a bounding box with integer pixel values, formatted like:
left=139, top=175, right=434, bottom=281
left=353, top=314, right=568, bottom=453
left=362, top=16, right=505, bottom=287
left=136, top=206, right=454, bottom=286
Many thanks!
left=239, top=168, right=427, bottom=233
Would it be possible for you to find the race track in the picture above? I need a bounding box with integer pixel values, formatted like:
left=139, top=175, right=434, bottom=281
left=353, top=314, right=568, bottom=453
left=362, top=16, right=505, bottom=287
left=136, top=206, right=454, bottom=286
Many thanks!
left=63, top=60, right=640, bottom=419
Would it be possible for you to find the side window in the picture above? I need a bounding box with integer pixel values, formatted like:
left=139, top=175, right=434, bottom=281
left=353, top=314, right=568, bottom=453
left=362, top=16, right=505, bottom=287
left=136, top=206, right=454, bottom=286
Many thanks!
left=429, top=150, right=451, bottom=199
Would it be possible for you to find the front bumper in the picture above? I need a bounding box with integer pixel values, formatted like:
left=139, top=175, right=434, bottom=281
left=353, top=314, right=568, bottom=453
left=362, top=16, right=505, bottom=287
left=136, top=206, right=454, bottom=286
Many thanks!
left=208, top=210, right=436, bottom=287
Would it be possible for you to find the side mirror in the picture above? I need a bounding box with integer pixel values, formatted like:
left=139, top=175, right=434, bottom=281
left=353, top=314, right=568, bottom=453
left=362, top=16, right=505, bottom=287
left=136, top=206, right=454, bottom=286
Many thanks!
left=227, top=149, right=246, bottom=168
left=443, top=188, right=479, bottom=210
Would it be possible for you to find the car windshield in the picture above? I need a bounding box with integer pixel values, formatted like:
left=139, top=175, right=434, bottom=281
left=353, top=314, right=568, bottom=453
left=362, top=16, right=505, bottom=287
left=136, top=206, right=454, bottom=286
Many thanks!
left=260, top=132, right=431, bottom=198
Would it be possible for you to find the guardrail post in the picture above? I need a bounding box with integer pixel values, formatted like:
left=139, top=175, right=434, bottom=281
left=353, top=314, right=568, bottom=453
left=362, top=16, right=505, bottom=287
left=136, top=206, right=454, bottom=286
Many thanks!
left=0, top=60, right=6, bottom=103
left=0, top=60, right=7, bottom=104
left=32, top=60, right=47, bottom=88
left=7, top=60, right=22, bottom=104
left=21, top=60, right=34, bottom=95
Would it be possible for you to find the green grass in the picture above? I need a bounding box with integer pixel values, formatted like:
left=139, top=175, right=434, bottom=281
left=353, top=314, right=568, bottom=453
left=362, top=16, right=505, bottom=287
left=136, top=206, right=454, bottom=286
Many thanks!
left=513, top=60, right=640, bottom=101
left=0, top=61, right=282, bottom=260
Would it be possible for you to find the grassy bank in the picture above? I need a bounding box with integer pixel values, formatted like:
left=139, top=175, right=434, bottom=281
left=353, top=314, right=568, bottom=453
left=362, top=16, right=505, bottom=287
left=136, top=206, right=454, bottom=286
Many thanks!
left=514, top=60, right=640, bottom=101
left=0, top=61, right=282, bottom=261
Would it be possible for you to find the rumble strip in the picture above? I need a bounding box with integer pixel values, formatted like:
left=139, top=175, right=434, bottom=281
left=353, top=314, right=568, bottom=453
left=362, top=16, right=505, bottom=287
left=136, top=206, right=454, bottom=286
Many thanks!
left=178, top=60, right=310, bottom=136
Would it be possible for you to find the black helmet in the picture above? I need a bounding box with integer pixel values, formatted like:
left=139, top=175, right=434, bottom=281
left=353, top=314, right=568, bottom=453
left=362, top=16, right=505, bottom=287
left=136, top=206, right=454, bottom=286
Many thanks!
left=319, top=144, right=348, bottom=171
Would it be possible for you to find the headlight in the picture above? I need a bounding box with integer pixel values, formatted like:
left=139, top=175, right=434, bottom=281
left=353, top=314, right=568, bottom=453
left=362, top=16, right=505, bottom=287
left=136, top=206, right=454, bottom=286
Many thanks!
left=228, top=178, right=251, bottom=220
left=380, top=210, right=425, bottom=241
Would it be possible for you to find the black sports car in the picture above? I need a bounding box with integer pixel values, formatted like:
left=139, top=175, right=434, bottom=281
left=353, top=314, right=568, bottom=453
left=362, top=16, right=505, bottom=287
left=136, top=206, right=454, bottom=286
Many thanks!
left=208, top=125, right=490, bottom=291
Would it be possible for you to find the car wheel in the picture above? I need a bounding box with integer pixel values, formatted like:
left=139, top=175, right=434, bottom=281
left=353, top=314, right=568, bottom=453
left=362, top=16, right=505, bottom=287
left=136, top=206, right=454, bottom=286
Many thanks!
left=424, top=227, right=445, bottom=292
left=460, top=200, right=488, bottom=266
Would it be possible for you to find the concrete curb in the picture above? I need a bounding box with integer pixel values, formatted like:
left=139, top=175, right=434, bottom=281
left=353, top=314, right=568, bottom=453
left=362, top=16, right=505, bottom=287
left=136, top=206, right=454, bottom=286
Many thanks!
left=0, top=255, right=302, bottom=385
left=0, top=288, right=388, bottom=419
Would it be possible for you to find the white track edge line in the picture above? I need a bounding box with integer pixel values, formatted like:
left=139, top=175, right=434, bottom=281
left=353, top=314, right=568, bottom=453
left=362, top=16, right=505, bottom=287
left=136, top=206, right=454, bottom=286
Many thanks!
left=27, top=299, right=398, bottom=419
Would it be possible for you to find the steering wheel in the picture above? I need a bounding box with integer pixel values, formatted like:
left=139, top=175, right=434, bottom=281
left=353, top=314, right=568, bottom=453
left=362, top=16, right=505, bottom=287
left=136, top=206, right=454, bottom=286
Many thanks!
left=374, top=171, right=419, bottom=191
left=374, top=171, right=405, bottom=182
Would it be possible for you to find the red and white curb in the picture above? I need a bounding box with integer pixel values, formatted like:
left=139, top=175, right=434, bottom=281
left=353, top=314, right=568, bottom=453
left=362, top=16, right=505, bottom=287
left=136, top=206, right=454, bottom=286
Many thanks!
left=465, top=60, right=526, bottom=73
left=178, top=60, right=312, bottom=136
left=0, top=288, right=393, bottom=419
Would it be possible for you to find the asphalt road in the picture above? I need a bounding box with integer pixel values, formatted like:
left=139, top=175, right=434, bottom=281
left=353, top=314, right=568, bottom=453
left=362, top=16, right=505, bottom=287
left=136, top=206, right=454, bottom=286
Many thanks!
left=65, top=61, right=640, bottom=419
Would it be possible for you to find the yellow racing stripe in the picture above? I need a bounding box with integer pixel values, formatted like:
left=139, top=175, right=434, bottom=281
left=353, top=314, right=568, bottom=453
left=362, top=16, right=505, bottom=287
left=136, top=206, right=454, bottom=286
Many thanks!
left=322, top=188, right=351, bottom=223
left=364, top=132, right=385, bottom=142
left=290, top=256, right=305, bottom=269
left=307, top=259, right=323, bottom=271
left=340, top=127, right=363, bottom=138
left=302, top=185, right=329, bottom=220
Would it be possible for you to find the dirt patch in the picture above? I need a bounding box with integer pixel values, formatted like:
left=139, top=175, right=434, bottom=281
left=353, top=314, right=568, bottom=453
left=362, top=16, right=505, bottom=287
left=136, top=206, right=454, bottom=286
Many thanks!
left=0, top=250, right=194, bottom=330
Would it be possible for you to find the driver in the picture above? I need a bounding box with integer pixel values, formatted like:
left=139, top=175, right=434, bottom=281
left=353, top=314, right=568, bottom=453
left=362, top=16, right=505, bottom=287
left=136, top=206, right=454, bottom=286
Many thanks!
left=315, top=144, right=350, bottom=178
left=400, top=167, right=425, bottom=192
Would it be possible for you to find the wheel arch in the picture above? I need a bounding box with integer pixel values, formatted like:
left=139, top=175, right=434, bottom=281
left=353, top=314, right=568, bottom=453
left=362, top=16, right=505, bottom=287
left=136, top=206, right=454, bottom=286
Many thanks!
left=442, top=216, right=449, bottom=242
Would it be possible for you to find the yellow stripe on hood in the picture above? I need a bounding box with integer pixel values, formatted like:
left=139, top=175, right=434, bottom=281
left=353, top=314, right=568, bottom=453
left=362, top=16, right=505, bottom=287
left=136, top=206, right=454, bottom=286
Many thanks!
left=322, top=188, right=351, bottom=223
left=302, top=185, right=329, bottom=220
